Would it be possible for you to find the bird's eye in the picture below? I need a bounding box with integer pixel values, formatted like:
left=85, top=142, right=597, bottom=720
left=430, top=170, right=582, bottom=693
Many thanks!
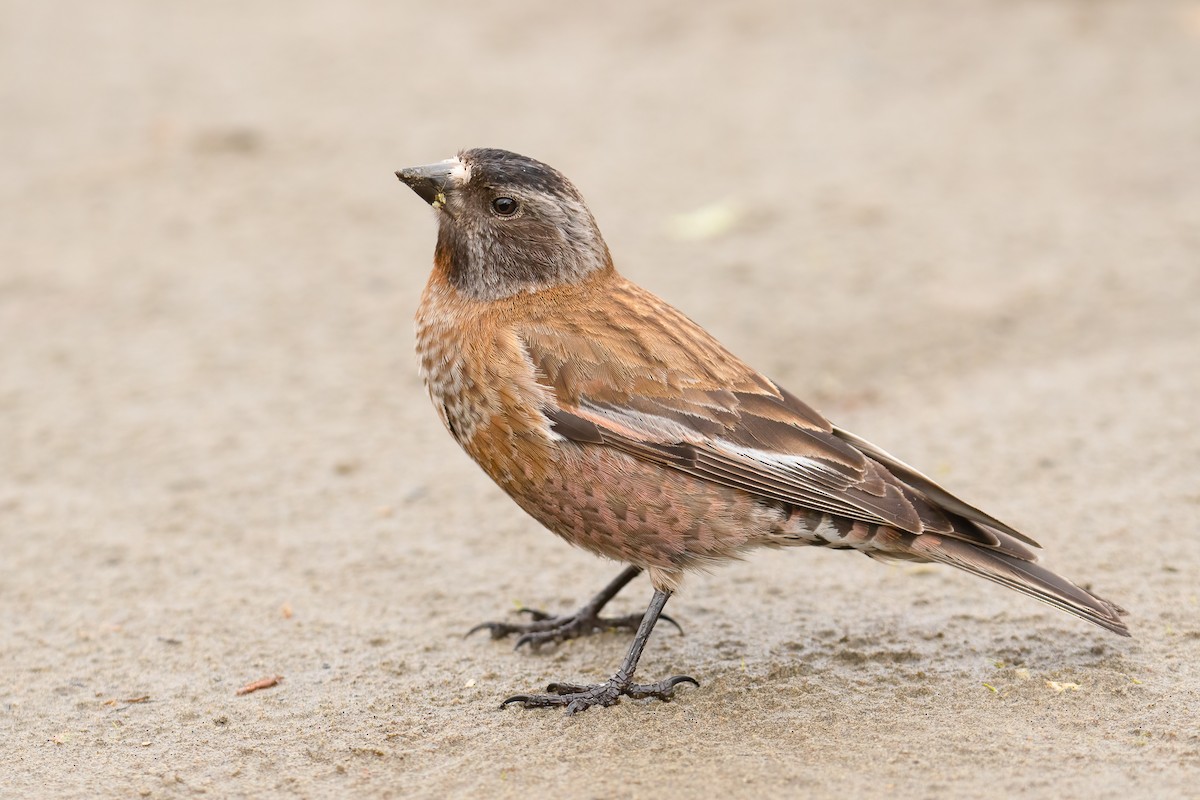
left=491, top=197, right=519, bottom=216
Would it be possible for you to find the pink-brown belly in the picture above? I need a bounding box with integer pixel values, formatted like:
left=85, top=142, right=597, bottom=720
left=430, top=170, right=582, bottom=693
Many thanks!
left=503, top=442, right=786, bottom=574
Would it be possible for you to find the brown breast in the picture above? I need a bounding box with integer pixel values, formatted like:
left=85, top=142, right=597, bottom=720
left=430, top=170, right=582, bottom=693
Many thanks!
left=414, top=264, right=562, bottom=494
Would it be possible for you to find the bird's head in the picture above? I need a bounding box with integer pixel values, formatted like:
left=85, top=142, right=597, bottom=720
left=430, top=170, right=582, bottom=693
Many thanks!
left=396, top=148, right=612, bottom=300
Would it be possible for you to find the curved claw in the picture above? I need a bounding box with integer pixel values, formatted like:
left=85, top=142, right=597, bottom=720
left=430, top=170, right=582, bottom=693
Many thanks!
left=501, top=692, right=571, bottom=709
left=658, top=674, right=699, bottom=691
left=657, top=613, right=684, bottom=636
left=465, top=621, right=504, bottom=639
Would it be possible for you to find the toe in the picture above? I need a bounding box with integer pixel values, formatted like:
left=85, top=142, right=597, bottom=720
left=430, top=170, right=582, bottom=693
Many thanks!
left=516, top=607, right=555, bottom=621
left=545, top=681, right=589, bottom=695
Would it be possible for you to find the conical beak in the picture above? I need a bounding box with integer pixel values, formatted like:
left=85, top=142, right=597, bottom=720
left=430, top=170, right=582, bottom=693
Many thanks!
left=395, top=158, right=459, bottom=208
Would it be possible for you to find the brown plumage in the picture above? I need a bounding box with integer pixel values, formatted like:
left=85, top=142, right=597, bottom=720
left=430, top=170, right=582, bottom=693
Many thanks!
left=397, top=148, right=1128, bottom=714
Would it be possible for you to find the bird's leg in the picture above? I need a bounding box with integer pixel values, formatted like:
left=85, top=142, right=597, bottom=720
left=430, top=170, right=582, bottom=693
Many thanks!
left=501, top=588, right=698, bottom=714
left=467, top=565, right=682, bottom=650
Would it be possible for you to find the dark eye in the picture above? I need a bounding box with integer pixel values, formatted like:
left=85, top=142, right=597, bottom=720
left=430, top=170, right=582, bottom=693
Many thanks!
left=491, top=196, right=519, bottom=216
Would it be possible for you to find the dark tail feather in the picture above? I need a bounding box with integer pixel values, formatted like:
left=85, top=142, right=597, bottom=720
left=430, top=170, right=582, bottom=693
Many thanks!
left=909, top=535, right=1130, bottom=637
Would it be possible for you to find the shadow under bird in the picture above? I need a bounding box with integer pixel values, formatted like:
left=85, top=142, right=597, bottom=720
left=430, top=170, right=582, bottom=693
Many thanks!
left=395, top=148, right=1129, bottom=714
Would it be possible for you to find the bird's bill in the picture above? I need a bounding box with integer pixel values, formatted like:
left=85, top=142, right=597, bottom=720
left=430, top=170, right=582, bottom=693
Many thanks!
left=395, top=157, right=464, bottom=209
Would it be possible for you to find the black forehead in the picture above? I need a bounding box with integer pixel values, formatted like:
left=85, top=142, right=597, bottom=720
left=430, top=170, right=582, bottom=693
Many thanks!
left=460, top=148, right=573, bottom=195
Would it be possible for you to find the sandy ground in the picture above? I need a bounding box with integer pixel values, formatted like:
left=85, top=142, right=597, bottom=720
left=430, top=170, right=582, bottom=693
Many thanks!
left=3, top=1, right=1200, bottom=797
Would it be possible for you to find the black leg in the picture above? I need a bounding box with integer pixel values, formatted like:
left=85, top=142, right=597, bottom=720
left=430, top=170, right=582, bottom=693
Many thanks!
left=467, top=566, right=682, bottom=650
left=501, top=588, right=698, bottom=714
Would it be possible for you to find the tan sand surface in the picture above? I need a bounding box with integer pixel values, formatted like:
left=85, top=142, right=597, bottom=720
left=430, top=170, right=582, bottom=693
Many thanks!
left=2, top=1, right=1199, bottom=797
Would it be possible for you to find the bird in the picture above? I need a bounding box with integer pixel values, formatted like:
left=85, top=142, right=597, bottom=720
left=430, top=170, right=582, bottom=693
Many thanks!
left=395, top=147, right=1129, bottom=714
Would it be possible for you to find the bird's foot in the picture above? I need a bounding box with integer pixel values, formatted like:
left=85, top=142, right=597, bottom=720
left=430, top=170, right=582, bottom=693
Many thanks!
left=467, top=605, right=681, bottom=651
left=501, top=674, right=698, bottom=714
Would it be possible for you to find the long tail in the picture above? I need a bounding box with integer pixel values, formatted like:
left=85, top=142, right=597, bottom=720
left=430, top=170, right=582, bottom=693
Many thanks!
left=903, top=532, right=1130, bottom=636
left=820, top=427, right=1129, bottom=636
left=783, top=508, right=1130, bottom=636
left=786, top=510, right=1130, bottom=636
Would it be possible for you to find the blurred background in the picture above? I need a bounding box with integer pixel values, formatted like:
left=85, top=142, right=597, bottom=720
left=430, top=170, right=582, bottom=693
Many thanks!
left=3, top=2, right=1199, bottom=798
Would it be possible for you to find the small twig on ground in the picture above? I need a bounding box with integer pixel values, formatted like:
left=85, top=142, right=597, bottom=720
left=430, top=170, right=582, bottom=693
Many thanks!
left=236, top=675, right=283, bottom=696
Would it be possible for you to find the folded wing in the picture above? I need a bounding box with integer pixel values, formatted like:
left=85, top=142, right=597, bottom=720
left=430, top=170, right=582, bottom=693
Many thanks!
left=518, top=312, right=1038, bottom=562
